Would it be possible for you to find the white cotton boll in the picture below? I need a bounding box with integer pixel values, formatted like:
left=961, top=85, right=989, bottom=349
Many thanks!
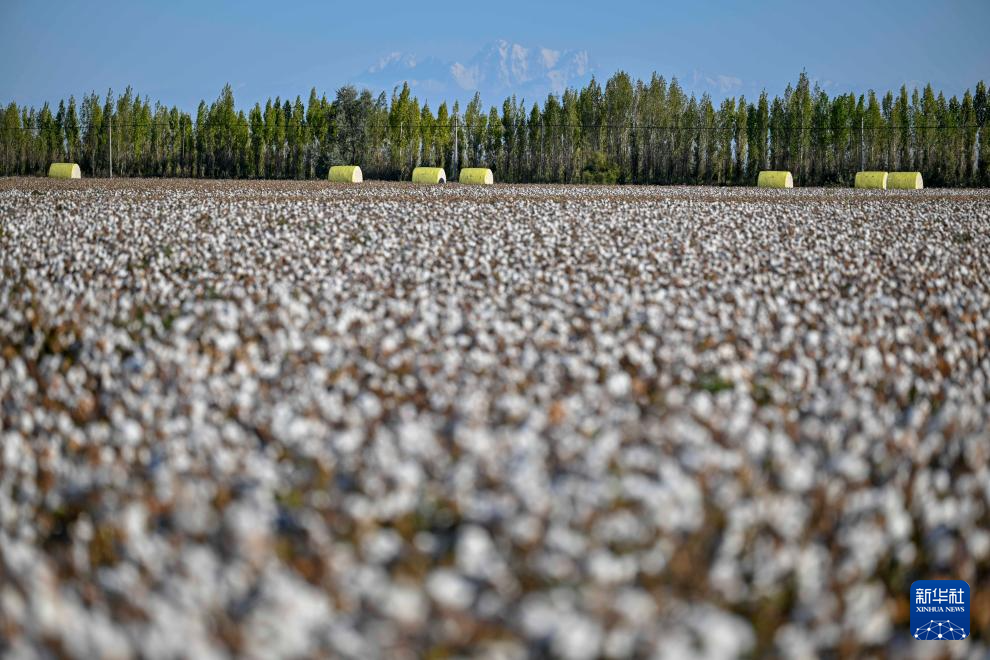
left=382, top=584, right=428, bottom=626
left=606, top=372, right=631, bottom=398
left=426, top=570, right=475, bottom=610
left=552, top=614, right=604, bottom=660
left=843, top=583, right=891, bottom=644
left=362, top=528, right=403, bottom=564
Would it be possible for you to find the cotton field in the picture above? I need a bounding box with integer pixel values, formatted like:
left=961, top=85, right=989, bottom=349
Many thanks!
left=0, top=179, right=988, bottom=658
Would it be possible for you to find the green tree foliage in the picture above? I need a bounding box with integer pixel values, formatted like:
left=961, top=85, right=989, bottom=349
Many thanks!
left=976, top=81, right=989, bottom=185
left=1, top=74, right=986, bottom=185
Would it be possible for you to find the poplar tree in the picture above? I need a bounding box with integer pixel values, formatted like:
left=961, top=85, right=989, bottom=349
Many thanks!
left=0, top=74, right=987, bottom=185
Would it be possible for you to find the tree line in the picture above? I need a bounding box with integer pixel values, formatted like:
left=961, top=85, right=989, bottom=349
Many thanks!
left=1, top=72, right=988, bottom=186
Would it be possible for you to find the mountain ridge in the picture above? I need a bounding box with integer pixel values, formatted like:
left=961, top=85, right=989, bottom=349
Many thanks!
left=352, top=39, right=594, bottom=105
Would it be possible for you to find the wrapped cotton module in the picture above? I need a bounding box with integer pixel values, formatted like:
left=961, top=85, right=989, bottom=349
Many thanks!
left=458, top=168, right=494, bottom=185
left=328, top=165, right=363, bottom=183
left=854, top=171, right=888, bottom=189
left=48, top=163, right=81, bottom=179
left=888, top=172, right=923, bottom=189
left=412, top=167, right=446, bottom=184
left=757, top=171, right=793, bottom=188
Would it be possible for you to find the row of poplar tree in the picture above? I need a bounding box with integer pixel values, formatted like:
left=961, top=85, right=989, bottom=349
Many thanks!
left=1, top=72, right=988, bottom=186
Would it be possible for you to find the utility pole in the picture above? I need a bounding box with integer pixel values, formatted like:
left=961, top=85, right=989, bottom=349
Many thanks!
left=452, top=115, right=458, bottom=176
left=109, top=114, right=113, bottom=178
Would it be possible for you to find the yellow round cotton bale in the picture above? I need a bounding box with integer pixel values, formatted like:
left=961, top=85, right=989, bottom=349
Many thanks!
left=411, top=167, right=446, bottom=184
left=48, top=163, right=81, bottom=179
left=887, top=172, right=923, bottom=189
left=757, top=171, right=793, bottom=188
left=854, top=171, right=888, bottom=189
left=328, top=165, right=362, bottom=183
left=458, top=168, right=494, bottom=185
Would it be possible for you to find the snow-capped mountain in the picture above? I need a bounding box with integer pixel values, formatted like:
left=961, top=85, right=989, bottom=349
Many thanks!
left=353, top=40, right=593, bottom=106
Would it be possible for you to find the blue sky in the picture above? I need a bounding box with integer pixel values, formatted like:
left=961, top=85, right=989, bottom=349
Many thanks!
left=1, top=0, right=988, bottom=111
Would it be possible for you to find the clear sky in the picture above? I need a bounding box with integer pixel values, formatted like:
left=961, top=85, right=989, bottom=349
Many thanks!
left=2, top=0, right=988, bottom=111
